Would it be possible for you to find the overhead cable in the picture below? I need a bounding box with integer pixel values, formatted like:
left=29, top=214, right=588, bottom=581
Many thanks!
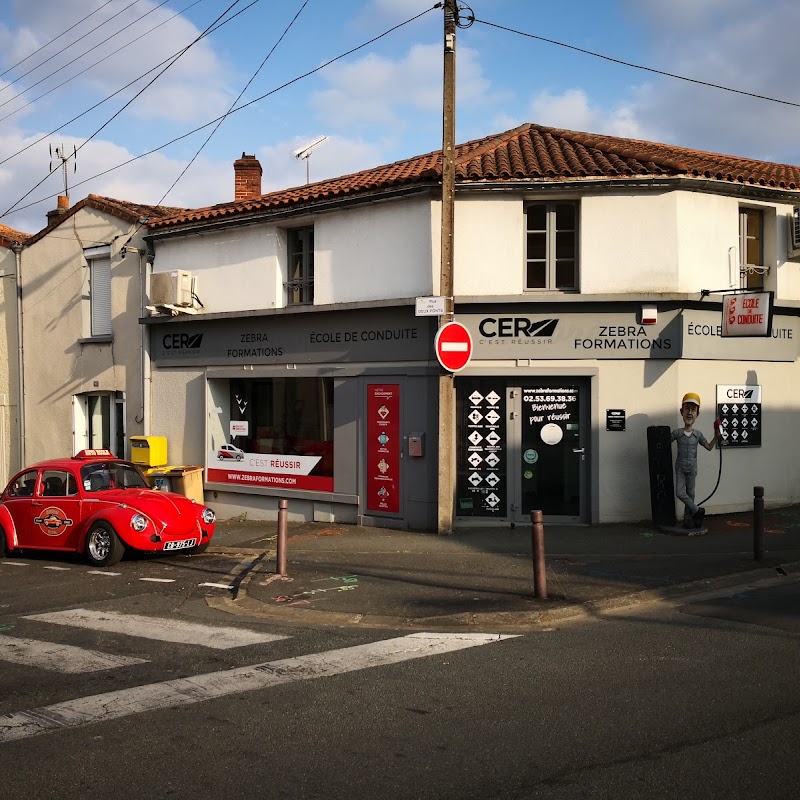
left=0, top=3, right=438, bottom=221
left=1, top=0, right=246, bottom=220
left=473, top=17, right=800, bottom=110
left=0, top=0, right=118, bottom=81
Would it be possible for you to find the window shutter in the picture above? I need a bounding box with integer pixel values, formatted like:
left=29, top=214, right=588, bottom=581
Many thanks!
left=90, top=257, right=112, bottom=336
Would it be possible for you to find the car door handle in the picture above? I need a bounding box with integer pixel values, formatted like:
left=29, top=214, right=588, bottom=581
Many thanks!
left=572, top=448, right=585, bottom=454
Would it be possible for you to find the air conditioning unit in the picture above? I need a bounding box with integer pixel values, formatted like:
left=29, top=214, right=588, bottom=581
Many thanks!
left=150, top=270, right=193, bottom=307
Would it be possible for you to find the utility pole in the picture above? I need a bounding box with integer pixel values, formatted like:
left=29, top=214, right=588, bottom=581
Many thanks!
left=436, top=0, right=457, bottom=534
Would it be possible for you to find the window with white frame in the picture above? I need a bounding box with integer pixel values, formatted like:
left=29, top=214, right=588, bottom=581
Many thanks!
left=72, top=392, right=126, bottom=457
left=286, top=226, right=314, bottom=305
left=525, top=201, right=578, bottom=290
left=739, top=208, right=766, bottom=289
left=83, top=245, right=112, bottom=337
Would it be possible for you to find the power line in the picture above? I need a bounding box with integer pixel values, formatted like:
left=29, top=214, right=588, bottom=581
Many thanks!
left=0, top=0, right=209, bottom=128
left=0, top=4, right=439, bottom=223
left=0, top=0, right=119, bottom=81
left=473, top=17, right=800, bottom=110
left=0, top=0, right=174, bottom=108
left=1, top=0, right=247, bottom=220
left=154, top=0, right=311, bottom=210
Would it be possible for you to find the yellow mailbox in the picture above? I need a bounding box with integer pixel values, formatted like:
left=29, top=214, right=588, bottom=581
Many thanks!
left=129, top=435, right=168, bottom=467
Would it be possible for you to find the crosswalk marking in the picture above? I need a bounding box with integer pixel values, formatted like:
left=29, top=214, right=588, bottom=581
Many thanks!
left=199, top=582, right=232, bottom=589
left=138, top=578, right=175, bottom=583
left=24, top=609, right=286, bottom=650
left=0, top=635, right=147, bottom=673
left=0, top=633, right=516, bottom=743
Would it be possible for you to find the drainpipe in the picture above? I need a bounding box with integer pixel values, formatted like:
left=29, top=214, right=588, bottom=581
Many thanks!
left=11, top=241, right=25, bottom=470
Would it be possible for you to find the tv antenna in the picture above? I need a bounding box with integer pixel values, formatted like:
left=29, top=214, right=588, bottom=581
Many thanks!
left=49, top=143, right=77, bottom=196
left=292, top=135, right=328, bottom=184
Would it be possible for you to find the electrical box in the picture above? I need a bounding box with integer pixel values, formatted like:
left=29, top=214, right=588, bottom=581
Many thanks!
left=150, top=270, right=193, bottom=307
left=129, top=435, right=168, bottom=467
left=408, top=433, right=425, bottom=458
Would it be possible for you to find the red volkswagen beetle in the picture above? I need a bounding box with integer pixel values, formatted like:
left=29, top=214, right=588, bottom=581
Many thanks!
left=0, top=450, right=215, bottom=567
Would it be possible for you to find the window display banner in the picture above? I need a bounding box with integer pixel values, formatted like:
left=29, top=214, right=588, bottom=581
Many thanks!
left=206, top=449, right=333, bottom=491
left=367, top=384, right=400, bottom=514
left=457, top=384, right=507, bottom=517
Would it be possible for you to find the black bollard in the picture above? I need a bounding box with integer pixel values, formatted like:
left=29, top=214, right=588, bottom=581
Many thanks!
left=531, top=510, right=547, bottom=600
left=753, top=486, right=765, bottom=561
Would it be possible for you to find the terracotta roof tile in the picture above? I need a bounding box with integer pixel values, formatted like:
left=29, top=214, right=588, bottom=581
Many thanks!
left=0, top=223, right=29, bottom=248
left=149, top=123, right=800, bottom=230
left=24, top=194, right=185, bottom=246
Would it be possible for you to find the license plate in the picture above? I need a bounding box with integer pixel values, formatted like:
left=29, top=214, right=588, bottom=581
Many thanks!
left=163, top=538, right=197, bottom=551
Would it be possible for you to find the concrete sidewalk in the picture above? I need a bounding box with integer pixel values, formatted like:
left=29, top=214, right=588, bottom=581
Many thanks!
left=205, top=506, right=800, bottom=629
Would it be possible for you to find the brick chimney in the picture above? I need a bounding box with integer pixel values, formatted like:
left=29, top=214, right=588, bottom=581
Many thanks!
left=46, top=195, right=69, bottom=226
left=234, top=153, right=262, bottom=201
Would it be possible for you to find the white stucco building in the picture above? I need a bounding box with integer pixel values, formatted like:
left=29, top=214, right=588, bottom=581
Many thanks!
left=140, top=124, right=800, bottom=530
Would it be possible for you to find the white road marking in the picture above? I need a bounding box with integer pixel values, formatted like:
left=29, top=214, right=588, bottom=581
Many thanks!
left=199, top=582, right=232, bottom=589
left=1, top=562, right=28, bottom=567
left=24, top=609, right=285, bottom=649
left=138, top=578, right=175, bottom=583
left=0, top=633, right=516, bottom=742
left=0, top=635, right=147, bottom=673
left=86, top=571, right=121, bottom=576
left=43, top=566, right=71, bottom=571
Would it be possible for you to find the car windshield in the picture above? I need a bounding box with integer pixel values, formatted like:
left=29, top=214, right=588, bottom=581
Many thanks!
left=80, top=461, right=149, bottom=492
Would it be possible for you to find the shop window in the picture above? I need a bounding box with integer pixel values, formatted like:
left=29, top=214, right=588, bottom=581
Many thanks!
left=286, top=226, right=314, bottom=305
left=739, top=208, right=767, bottom=289
left=229, top=377, right=333, bottom=479
left=525, top=201, right=578, bottom=290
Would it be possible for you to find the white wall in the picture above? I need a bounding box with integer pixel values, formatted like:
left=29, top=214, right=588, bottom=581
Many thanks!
left=453, top=194, right=523, bottom=295
left=154, top=227, right=281, bottom=313
left=580, top=192, right=681, bottom=293
left=315, top=196, right=435, bottom=304
left=153, top=197, right=435, bottom=311
left=151, top=188, right=800, bottom=310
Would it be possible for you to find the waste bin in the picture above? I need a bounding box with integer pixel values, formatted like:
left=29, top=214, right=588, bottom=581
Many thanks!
left=144, top=465, right=205, bottom=504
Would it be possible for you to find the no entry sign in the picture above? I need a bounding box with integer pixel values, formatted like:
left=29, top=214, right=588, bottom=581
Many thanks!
left=435, top=321, right=473, bottom=372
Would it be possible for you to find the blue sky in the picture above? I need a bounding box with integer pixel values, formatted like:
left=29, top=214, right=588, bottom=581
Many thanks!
left=2, top=0, right=800, bottom=233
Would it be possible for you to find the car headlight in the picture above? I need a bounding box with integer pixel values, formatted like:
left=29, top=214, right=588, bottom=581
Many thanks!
left=130, top=513, right=148, bottom=532
left=201, top=507, right=215, bottom=525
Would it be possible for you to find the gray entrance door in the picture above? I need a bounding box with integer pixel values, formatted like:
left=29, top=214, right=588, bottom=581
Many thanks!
left=508, top=381, right=589, bottom=524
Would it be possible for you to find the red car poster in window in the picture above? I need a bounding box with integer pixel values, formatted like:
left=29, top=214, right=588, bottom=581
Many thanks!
left=367, top=384, right=400, bottom=513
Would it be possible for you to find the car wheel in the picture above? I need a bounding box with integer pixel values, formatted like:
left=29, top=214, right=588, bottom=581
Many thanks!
left=85, top=522, right=125, bottom=567
left=192, top=542, right=210, bottom=554
left=236, top=454, right=243, bottom=460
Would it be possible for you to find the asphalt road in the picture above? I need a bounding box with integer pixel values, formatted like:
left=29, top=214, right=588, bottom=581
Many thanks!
left=1, top=551, right=799, bottom=799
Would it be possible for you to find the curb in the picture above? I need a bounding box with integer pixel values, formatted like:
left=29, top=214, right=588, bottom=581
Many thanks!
left=205, top=557, right=800, bottom=631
